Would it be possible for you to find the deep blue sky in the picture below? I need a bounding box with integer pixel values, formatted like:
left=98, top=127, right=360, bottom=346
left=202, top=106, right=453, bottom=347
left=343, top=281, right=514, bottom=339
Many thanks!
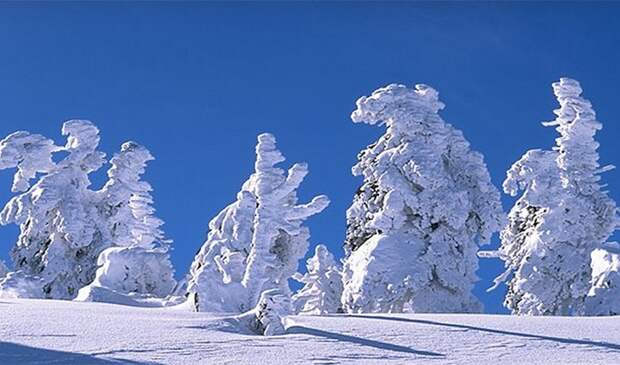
left=0, top=3, right=618, bottom=314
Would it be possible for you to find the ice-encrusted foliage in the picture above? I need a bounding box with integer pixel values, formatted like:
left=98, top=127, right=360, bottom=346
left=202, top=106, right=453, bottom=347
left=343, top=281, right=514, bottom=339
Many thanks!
left=342, top=84, right=504, bottom=313
left=0, top=120, right=107, bottom=299
left=586, top=249, right=620, bottom=316
left=187, top=133, right=329, bottom=313
left=79, top=142, right=175, bottom=300
left=497, top=78, right=618, bottom=315
left=292, top=244, right=343, bottom=315
left=0, top=131, right=59, bottom=193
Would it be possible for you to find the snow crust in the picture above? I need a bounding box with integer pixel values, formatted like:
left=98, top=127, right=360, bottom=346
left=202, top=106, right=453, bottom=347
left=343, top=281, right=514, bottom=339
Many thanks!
left=1, top=298, right=619, bottom=365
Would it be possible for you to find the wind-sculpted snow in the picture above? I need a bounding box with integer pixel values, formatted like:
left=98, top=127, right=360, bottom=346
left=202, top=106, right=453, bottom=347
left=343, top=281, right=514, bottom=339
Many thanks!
left=343, top=83, right=504, bottom=313
left=0, top=131, right=59, bottom=192
left=292, top=244, right=343, bottom=315
left=495, top=78, right=618, bottom=315
left=187, top=133, right=329, bottom=314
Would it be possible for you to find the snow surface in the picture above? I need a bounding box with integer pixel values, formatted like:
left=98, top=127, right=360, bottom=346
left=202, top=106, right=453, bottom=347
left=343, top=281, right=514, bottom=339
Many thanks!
left=1, top=298, right=619, bottom=364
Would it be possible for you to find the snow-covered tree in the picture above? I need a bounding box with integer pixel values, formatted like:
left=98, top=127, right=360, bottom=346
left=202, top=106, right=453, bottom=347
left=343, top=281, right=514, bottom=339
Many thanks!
left=342, top=83, right=504, bottom=313
left=0, top=260, right=8, bottom=280
left=586, top=248, right=620, bottom=316
left=77, top=142, right=175, bottom=301
left=0, top=120, right=107, bottom=299
left=292, top=244, right=343, bottom=315
left=496, top=78, right=618, bottom=315
left=186, top=189, right=256, bottom=312
left=187, top=133, right=329, bottom=313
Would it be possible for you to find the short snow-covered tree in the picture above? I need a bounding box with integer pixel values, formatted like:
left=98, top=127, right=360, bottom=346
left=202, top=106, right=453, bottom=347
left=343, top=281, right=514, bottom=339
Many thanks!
left=586, top=248, right=620, bottom=316
left=0, top=120, right=107, bottom=299
left=186, top=189, right=256, bottom=312
left=292, top=244, right=343, bottom=315
left=77, top=142, right=175, bottom=301
left=496, top=78, right=618, bottom=315
left=187, top=133, right=329, bottom=313
left=342, top=84, right=504, bottom=313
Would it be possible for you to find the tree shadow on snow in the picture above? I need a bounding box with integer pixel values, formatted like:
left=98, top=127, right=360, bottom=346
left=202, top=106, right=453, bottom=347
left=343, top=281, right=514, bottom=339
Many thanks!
left=346, top=315, right=620, bottom=352
left=0, top=342, right=160, bottom=365
left=286, top=325, right=445, bottom=358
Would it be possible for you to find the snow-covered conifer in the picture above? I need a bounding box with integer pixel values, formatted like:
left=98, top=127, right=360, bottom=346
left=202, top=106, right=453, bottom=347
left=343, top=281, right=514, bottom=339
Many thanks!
left=187, top=133, right=329, bottom=313
left=186, top=189, right=256, bottom=312
left=342, top=84, right=503, bottom=313
left=496, top=78, right=618, bottom=315
left=292, top=244, right=343, bottom=315
left=586, top=249, right=620, bottom=316
left=0, top=260, right=8, bottom=280
left=0, top=120, right=106, bottom=299
left=78, top=142, right=175, bottom=301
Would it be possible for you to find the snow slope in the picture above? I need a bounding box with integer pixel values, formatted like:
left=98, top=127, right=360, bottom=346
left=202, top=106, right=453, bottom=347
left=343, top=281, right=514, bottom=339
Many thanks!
left=0, top=299, right=619, bottom=365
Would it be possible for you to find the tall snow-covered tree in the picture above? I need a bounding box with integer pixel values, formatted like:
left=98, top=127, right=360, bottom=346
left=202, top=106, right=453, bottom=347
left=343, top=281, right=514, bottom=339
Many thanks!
left=292, top=244, right=343, bottom=315
left=0, top=120, right=107, bottom=299
left=342, top=83, right=504, bottom=313
left=586, top=248, right=620, bottom=316
left=496, top=78, right=618, bottom=315
left=187, top=133, right=329, bottom=313
left=77, top=142, right=175, bottom=301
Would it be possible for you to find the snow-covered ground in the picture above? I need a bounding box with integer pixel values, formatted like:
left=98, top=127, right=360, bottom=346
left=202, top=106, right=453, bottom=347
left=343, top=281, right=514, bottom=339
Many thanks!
left=1, top=299, right=619, bottom=365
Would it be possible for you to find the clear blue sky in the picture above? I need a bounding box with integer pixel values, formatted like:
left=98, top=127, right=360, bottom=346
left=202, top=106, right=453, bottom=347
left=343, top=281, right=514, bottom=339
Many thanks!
left=0, top=3, right=618, bottom=314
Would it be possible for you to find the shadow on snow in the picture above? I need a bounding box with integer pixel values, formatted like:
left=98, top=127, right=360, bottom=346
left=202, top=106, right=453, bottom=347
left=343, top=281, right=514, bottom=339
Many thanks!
left=0, top=342, right=160, bottom=365
left=345, top=315, right=620, bottom=352
left=286, top=325, right=445, bottom=358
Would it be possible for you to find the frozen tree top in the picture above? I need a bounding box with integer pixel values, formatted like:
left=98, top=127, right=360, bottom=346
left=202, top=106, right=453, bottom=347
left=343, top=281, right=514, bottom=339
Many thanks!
left=351, top=83, right=445, bottom=126
left=60, top=119, right=106, bottom=172
left=0, top=131, right=60, bottom=192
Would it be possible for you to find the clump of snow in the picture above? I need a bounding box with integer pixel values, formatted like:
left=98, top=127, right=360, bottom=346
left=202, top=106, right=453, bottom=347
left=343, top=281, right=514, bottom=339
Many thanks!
left=77, top=246, right=176, bottom=302
left=586, top=249, right=620, bottom=316
left=0, top=131, right=59, bottom=192
left=343, top=83, right=504, bottom=313
left=292, top=244, right=343, bottom=315
left=494, top=78, right=618, bottom=316
left=248, top=288, right=292, bottom=336
left=0, top=271, right=45, bottom=299
left=187, top=133, right=329, bottom=314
